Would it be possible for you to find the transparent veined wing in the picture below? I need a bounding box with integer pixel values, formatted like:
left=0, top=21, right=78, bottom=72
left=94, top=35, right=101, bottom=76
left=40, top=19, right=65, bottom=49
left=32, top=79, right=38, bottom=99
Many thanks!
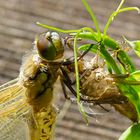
left=0, top=78, right=31, bottom=140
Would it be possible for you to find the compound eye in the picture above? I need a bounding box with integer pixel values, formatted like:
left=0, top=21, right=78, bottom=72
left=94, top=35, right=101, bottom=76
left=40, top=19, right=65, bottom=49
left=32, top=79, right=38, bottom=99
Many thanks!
left=37, top=32, right=56, bottom=60
left=47, top=32, right=64, bottom=59
left=36, top=32, right=64, bottom=61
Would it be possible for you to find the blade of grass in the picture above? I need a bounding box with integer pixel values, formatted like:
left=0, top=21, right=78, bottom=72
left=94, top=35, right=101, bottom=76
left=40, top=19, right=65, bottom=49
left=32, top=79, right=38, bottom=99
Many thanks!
left=36, top=22, right=81, bottom=33
left=103, top=0, right=125, bottom=39
left=119, top=7, right=140, bottom=13
left=81, top=0, right=101, bottom=40
left=37, top=22, right=96, bottom=39
left=116, top=0, right=125, bottom=11
left=103, top=1, right=139, bottom=40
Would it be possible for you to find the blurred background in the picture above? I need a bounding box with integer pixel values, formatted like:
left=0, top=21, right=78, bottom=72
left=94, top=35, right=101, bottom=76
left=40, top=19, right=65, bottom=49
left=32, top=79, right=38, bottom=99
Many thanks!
left=0, top=0, right=140, bottom=139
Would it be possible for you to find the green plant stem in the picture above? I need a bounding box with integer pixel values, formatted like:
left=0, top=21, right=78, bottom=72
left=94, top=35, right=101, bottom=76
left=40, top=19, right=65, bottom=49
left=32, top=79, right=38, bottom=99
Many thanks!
left=75, top=32, right=119, bottom=49
left=73, top=30, right=88, bottom=124
left=103, top=0, right=125, bottom=39
left=119, top=7, right=140, bottom=13
left=81, top=0, right=101, bottom=40
left=73, top=33, right=80, bottom=102
left=103, top=0, right=139, bottom=40
left=36, top=22, right=81, bottom=33
left=77, top=32, right=135, bottom=73
left=116, top=0, right=125, bottom=11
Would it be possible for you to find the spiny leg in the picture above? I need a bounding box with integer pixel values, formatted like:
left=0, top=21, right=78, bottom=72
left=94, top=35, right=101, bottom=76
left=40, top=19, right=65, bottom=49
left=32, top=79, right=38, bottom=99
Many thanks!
left=62, top=77, right=110, bottom=112
left=62, top=44, right=96, bottom=66
left=60, top=78, right=70, bottom=100
left=60, top=43, right=111, bottom=111
left=60, top=67, right=110, bottom=112
left=62, top=78, right=77, bottom=98
left=60, top=67, right=73, bottom=85
left=77, top=44, right=95, bottom=61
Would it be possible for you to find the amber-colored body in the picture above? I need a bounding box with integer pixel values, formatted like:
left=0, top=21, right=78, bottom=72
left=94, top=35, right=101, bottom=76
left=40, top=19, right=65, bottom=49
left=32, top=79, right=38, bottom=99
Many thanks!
left=0, top=32, right=64, bottom=140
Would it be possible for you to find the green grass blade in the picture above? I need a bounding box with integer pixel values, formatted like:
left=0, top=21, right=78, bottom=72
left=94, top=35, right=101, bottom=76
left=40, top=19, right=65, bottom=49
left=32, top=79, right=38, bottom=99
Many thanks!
left=119, top=7, right=140, bottom=13
left=103, top=0, right=125, bottom=39
left=81, top=0, right=101, bottom=40
left=36, top=22, right=81, bottom=33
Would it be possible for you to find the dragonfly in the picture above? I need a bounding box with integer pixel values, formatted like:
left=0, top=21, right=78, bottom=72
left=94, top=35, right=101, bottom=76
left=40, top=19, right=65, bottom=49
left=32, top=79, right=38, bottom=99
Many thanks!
left=0, top=31, right=83, bottom=140
left=0, top=30, right=137, bottom=140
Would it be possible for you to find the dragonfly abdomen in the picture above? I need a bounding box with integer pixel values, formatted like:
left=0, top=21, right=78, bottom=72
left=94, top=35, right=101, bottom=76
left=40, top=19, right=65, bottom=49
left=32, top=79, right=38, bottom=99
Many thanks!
left=28, top=105, right=57, bottom=140
left=0, top=32, right=64, bottom=140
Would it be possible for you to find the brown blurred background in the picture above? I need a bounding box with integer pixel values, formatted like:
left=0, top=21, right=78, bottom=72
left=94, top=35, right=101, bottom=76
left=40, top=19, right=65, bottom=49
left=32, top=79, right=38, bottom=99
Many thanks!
left=0, top=0, right=140, bottom=140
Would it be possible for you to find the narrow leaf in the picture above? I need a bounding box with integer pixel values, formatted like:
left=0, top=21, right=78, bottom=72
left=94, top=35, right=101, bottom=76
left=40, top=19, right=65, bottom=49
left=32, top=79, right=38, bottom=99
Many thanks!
left=124, top=37, right=140, bottom=58
left=119, top=123, right=140, bottom=140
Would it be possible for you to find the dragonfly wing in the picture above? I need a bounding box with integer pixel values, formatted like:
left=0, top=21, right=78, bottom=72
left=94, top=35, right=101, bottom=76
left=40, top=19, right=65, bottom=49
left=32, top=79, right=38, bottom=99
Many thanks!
left=0, top=79, right=31, bottom=140
left=0, top=117, right=30, bottom=140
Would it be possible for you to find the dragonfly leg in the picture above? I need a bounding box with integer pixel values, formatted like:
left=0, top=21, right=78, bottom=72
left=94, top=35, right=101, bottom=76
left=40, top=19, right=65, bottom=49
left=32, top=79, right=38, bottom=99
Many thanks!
left=77, top=44, right=94, bottom=61
left=61, top=70, right=111, bottom=112
left=60, top=67, right=73, bottom=85
left=62, top=78, right=77, bottom=98
left=62, top=44, right=97, bottom=66
left=98, top=104, right=110, bottom=112
left=60, top=66, right=84, bottom=100
left=60, top=66, right=78, bottom=101
left=60, top=67, right=94, bottom=100
left=62, top=78, right=110, bottom=112
left=60, top=78, right=70, bottom=100
left=60, top=67, right=97, bottom=101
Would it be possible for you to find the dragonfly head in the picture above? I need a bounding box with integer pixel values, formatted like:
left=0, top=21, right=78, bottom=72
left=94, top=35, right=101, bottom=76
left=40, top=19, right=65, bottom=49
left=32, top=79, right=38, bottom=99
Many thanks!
left=36, top=32, right=64, bottom=61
